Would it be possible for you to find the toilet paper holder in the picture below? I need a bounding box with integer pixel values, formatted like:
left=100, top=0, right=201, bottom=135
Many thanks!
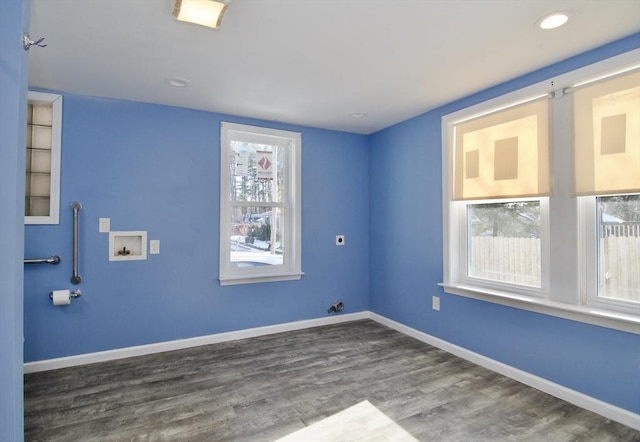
left=49, top=289, right=82, bottom=300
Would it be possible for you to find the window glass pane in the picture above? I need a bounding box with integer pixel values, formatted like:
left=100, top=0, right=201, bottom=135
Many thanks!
left=229, top=141, right=284, bottom=202
left=467, top=201, right=541, bottom=287
left=229, top=206, right=284, bottom=267
left=597, top=195, right=640, bottom=302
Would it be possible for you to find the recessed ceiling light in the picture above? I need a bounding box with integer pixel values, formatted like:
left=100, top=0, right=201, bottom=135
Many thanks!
left=166, top=78, right=190, bottom=88
left=537, top=11, right=572, bottom=30
left=350, top=112, right=367, bottom=119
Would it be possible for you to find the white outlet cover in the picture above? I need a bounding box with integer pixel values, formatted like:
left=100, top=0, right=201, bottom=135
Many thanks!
left=99, top=217, right=110, bottom=233
left=150, top=239, right=160, bottom=254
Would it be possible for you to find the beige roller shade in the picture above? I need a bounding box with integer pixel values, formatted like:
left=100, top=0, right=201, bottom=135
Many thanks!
left=573, top=70, right=640, bottom=196
left=454, top=98, right=550, bottom=200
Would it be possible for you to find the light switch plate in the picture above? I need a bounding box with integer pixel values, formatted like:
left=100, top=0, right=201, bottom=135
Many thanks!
left=99, top=218, right=110, bottom=233
left=150, top=239, right=160, bottom=254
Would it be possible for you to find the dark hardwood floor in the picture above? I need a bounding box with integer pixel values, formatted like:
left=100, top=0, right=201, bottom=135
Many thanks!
left=24, top=320, right=639, bottom=441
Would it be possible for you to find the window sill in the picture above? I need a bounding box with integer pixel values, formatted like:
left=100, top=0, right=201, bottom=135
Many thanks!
left=439, top=283, right=640, bottom=335
left=220, top=272, right=304, bottom=286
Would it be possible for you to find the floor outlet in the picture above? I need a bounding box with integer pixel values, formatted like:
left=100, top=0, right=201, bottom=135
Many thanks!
left=432, top=296, right=440, bottom=311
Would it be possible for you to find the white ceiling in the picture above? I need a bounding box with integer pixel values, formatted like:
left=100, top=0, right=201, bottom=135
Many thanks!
left=28, top=0, right=640, bottom=135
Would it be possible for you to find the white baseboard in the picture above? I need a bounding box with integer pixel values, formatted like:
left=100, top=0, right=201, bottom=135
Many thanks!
left=23, top=311, right=368, bottom=374
left=23, top=310, right=639, bottom=430
left=367, top=312, right=640, bottom=431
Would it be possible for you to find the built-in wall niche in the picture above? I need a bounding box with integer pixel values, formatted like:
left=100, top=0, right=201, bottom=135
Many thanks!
left=25, top=91, right=62, bottom=225
left=109, top=231, right=147, bottom=261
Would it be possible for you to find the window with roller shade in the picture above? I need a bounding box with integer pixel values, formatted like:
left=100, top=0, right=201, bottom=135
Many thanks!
left=573, top=70, right=640, bottom=308
left=442, top=49, right=639, bottom=330
left=452, top=97, right=550, bottom=291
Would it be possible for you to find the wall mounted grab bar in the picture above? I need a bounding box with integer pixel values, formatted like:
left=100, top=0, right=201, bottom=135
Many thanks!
left=24, top=255, right=61, bottom=265
left=71, top=202, right=82, bottom=284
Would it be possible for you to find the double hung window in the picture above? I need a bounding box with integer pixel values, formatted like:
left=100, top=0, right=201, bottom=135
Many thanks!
left=574, top=70, right=640, bottom=310
left=219, top=122, right=302, bottom=285
left=442, top=50, right=640, bottom=331
left=451, top=98, right=550, bottom=295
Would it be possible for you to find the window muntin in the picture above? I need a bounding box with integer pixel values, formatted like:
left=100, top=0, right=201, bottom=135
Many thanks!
left=220, top=123, right=301, bottom=285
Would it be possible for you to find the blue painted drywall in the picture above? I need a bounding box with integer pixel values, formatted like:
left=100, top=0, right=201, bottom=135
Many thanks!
left=369, top=33, right=640, bottom=414
left=0, top=0, right=28, bottom=440
left=23, top=95, right=370, bottom=361
left=18, top=25, right=640, bottom=422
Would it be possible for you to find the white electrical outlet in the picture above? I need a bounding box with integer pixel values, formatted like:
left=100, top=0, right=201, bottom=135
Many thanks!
left=99, top=218, right=110, bottom=233
left=336, top=235, right=345, bottom=246
left=150, top=240, right=160, bottom=254
left=432, top=296, right=440, bottom=311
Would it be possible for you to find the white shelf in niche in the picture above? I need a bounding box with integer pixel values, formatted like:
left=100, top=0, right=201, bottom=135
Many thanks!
left=109, top=231, right=147, bottom=261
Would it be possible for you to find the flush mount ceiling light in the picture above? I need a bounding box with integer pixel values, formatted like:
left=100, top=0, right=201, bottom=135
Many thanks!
left=350, top=112, right=367, bottom=119
left=172, top=0, right=231, bottom=29
left=536, top=11, right=572, bottom=30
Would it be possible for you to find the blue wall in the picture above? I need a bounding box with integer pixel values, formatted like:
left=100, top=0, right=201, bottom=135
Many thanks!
left=0, top=0, right=28, bottom=440
left=17, top=26, right=640, bottom=429
left=23, top=95, right=370, bottom=361
left=369, top=33, right=640, bottom=414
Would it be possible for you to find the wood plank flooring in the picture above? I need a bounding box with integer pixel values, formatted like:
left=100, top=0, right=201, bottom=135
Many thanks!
left=24, top=320, right=639, bottom=441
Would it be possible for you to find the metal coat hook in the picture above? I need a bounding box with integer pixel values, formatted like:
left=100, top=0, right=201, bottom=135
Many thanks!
left=23, top=33, right=47, bottom=50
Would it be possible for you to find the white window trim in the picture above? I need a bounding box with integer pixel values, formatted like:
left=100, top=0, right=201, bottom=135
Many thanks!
left=219, top=122, right=302, bottom=286
left=25, top=91, right=62, bottom=225
left=442, top=49, right=640, bottom=335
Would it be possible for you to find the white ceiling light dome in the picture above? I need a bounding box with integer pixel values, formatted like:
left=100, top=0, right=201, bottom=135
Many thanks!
left=537, top=11, right=573, bottom=30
